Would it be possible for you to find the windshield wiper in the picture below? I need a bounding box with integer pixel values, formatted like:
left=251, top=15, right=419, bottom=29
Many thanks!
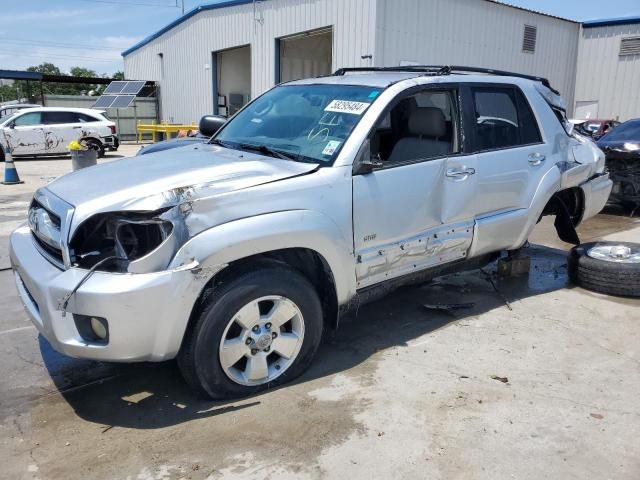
left=209, top=138, right=235, bottom=149
left=236, top=143, right=299, bottom=162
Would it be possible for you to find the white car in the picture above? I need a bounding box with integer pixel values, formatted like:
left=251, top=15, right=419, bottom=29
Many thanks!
left=0, top=107, right=118, bottom=159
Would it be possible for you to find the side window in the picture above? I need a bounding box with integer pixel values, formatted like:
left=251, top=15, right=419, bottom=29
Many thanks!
left=13, top=112, right=42, bottom=126
left=43, top=111, right=80, bottom=125
left=371, top=89, right=457, bottom=164
left=77, top=113, right=99, bottom=123
left=471, top=87, right=541, bottom=151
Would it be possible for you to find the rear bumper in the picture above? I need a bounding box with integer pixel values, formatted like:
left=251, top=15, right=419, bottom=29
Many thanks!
left=9, top=225, right=203, bottom=362
left=581, top=172, right=613, bottom=221
left=102, top=135, right=119, bottom=149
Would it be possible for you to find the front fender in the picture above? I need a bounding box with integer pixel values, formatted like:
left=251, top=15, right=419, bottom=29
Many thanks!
left=168, top=210, right=356, bottom=304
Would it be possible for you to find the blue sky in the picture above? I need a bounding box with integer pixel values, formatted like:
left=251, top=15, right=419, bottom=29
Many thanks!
left=1, top=0, right=638, bottom=76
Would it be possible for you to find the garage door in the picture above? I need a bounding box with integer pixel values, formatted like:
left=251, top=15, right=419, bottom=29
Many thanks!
left=278, top=27, right=333, bottom=83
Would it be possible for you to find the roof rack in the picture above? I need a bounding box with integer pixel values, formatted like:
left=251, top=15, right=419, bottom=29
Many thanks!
left=333, top=65, right=559, bottom=94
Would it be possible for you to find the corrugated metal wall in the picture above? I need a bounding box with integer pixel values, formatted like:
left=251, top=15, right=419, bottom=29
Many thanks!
left=574, top=23, right=640, bottom=121
left=124, top=0, right=377, bottom=123
left=374, top=0, right=580, bottom=112
left=124, top=0, right=581, bottom=123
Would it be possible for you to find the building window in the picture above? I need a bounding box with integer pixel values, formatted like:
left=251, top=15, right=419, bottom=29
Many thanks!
left=522, top=25, right=537, bottom=54
left=619, top=37, right=640, bottom=56
left=157, top=53, right=164, bottom=80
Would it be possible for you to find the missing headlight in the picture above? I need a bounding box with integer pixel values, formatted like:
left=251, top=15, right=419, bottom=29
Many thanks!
left=70, top=211, right=173, bottom=271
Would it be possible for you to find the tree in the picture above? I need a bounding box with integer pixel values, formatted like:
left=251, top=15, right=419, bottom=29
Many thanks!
left=112, top=71, right=125, bottom=80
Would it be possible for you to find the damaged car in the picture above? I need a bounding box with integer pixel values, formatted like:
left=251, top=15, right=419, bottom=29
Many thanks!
left=10, top=66, right=612, bottom=399
left=596, top=118, right=640, bottom=207
left=0, top=107, right=118, bottom=159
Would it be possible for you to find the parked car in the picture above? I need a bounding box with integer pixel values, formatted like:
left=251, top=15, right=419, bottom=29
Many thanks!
left=10, top=67, right=612, bottom=399
left=0, top=103, right=41, bottom=120
left=136, top=115, right=226, bottom=155
left=573, top=118, right=621, bottom=140
left=0, top=107, right=118, bottom=160
left=597, top=118, right=640, bottom=206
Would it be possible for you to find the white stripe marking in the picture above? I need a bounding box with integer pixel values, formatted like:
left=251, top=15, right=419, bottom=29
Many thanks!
left=0, top=325, right=36, bottom=336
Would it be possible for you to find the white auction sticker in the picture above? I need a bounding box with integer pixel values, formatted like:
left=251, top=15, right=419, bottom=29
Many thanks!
left=322, top=140, right=341, bottom=156
left=324, top=100, right=370, bottom=115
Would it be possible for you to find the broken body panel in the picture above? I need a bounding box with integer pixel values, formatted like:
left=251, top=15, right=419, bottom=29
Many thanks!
left=9, top=72, right=611, bottom=362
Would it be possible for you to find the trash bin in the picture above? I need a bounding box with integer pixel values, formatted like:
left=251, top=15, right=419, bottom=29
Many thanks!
left=70, top=148, right=97, bottom=171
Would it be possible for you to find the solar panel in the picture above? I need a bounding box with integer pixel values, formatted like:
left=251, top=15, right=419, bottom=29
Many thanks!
left=93, top=95, right=117, bottom=108
left=110, top=95, right=136, bottom=108
left=120, top=81, right=146, bottom=95
left=103, top=81, right=127, bottom=94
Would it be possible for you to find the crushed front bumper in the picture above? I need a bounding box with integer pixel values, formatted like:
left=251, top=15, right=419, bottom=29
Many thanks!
left=9, top=225, right=203, bottom=362
left=580, top=172, right=613, bottom=221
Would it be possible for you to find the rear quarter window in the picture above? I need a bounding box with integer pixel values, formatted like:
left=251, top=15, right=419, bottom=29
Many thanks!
left=471, top=86, right=542, bottom=151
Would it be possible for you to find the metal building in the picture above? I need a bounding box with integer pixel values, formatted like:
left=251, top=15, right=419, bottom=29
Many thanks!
left=123, top=0, right=581, bottom=123
left=574, top=17, right=640, bottom=121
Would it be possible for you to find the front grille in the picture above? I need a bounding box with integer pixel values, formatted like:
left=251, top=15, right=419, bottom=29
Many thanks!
left=31, top=232, right=65, bottom=268
left=28, top=189, right=74, bottom=270
left=31, top=199, right=61, bottom=228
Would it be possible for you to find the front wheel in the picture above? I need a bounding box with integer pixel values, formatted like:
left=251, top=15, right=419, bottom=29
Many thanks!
left=178, top=264, right=324, bottom=399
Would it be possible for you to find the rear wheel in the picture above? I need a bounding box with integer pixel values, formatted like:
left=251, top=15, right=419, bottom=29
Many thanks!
left=568, top=241, right=640, bottom=298
left=178, top=264, right=324, bottom=399
left=84, top=138, right=105, bottom=158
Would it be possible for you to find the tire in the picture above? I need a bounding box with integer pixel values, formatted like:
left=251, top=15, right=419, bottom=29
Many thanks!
left=178, top=263, right=324, bottom=399
left=84, top=138, right=105, bottom=158
left=568, top=241, right=640, bottom=298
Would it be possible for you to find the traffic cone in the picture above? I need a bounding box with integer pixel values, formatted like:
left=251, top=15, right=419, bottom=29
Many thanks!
left=2, top=148, right=24, bottom=185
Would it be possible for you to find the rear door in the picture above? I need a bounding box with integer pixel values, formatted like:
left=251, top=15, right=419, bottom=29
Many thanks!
left=5, top=111, right=45, bottom=155
left=463, top=84, right=549, bottom=253
left=42, top=111, right=84, bottom=154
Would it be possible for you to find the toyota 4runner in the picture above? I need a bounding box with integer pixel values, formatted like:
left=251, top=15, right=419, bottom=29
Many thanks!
left=9, top=66, right=612, bottom=399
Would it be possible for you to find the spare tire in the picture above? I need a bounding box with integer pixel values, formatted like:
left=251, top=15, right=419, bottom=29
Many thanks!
left=568, top=242, right=640, bottom=298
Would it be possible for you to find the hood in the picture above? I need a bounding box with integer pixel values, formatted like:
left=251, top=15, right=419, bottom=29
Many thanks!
left=137, top=136, right=206, bottom=155
left=598, top=139, right=640, bottom=154
left=46, top=143, right=318, bottom=224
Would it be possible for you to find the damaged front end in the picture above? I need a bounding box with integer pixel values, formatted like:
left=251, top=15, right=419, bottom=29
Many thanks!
left=603, top=148, right=640, bottom=205
left=69, top=205, right=190, bottom=274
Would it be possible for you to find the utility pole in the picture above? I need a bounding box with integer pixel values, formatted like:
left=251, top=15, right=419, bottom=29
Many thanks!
left=176, top=0, right=184, bottom=15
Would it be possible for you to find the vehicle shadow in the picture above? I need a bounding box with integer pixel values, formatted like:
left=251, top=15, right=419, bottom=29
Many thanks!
left=40, top=243, right=573, bottom=430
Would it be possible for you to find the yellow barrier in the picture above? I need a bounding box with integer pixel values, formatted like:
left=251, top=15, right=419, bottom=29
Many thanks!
left=137, top=121, right=199, bottom=143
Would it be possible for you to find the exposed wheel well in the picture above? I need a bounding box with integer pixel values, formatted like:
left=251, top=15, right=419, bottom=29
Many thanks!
left=187, top=248, right=339, bottom=340
left=542, top=187, right=585, bottom=224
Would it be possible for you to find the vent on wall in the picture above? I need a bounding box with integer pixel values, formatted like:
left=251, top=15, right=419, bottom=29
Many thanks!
left=620, top=37, right=640, bottom=56
left=522, top=25, right=537, bottom=53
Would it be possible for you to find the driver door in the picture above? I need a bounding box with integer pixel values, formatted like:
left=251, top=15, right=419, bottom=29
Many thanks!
left=352, top=86, right=478, bottom=289
left=5, top=111, right=45, bottom=155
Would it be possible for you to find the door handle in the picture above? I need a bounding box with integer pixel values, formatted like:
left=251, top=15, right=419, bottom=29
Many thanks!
left=73, top=126, right=82, bottom=129
left=528, top=152, right=546, bottom=166
left=446, top=167, right=476, bottom=179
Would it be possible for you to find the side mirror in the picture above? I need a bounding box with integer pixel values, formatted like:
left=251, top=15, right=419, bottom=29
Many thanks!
left=353, top=138, right=383, bottom=175
left=199, top=115, right=227, bottom=137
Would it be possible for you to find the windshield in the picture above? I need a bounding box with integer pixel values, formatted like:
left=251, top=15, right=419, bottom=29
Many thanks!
left=600, top=120, right=640, bottom=142
left=214, top=84, right=382, bottom=163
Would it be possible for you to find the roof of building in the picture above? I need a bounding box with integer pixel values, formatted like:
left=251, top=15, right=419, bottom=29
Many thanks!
left=583, top=16, right=640, bottom=28
left=122, top=0, right=581, bottom=57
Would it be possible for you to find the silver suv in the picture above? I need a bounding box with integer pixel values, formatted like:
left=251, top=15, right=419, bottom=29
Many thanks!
left=10, top=67, right=612, bottom=399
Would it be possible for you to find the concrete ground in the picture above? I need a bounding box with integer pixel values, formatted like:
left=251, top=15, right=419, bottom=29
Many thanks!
left=0, top=150, right=639, bottom=479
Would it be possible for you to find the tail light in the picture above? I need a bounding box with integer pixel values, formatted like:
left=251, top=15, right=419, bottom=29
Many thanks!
left=109, top=125, right=116, bottom=135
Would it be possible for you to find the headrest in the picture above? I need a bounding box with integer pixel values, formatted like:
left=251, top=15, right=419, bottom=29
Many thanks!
left=408, top=107, right=446, bottom=138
